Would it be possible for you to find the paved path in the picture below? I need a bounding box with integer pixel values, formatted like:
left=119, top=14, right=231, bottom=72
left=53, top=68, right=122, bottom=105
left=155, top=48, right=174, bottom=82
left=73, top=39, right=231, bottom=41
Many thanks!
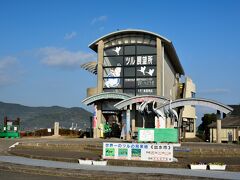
left=0, top=169, right=81, bottom=180
left=0, top=156, right=239, bottom=180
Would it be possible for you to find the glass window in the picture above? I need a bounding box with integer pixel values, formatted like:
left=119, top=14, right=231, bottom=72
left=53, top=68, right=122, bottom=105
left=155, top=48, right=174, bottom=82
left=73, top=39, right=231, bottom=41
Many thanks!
left=124, top=67, right=135, bottom=77
left=124, top=46, right=135, bottom=55
left=103, top=67, right=122, bottom=77
left=103, top=77, right=122, bottom=88
left=124, top=78, right=135, bottom=88
left=102, top=45, right=157, bottom=96
left=136, top=88, right=156, bottom=95
left=102, top=101, right=119, bottom=111
left=124, top=56, right=136, bottom=66
left=103, top=89, right=123, bottom=93
left=104, top=46, right=123, bottom=56
left=136, top=55, right=156, bottom=65
left=136, top=66, right=156, bottom=77
left=137, top=45, right=156, bottom=54
left=104, top=57, right=123, bottom=67
left=191, top=92, right=196, bottom=98
left=124, top=89, right=135, bottom=96
left=136, top=78, right=156, bottom=88
left=183, top=119, right=194, bottom=132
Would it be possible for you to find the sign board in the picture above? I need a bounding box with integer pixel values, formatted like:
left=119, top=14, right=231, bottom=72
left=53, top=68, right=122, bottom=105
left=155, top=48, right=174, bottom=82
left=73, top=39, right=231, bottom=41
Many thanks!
left=7, top=122, right=12, bottom=126
left=138, top=128, right=178, bottom=143
left=103, top=142, right=173, bottom=162
left=139, top=129, right=154, bottom=141
left=103, top=45, right=157, bottom=96
left=47, top=128, right=52, bottom=133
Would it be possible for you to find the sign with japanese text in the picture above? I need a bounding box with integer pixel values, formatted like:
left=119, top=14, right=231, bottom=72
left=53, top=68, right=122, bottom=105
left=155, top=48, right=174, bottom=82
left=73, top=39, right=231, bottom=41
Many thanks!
left=103, top=142, right=173, bottom=162
left=139, top=129, right=154, bottom=141
left=103, top=45, right=157, bottom=95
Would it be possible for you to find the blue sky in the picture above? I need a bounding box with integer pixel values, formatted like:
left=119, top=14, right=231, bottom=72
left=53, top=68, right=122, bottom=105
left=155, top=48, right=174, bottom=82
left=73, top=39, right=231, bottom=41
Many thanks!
left=0, top=0, right=240, bottom=120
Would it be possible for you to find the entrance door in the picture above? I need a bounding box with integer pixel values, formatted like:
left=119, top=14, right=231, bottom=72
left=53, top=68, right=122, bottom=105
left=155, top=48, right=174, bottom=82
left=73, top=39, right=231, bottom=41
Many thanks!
left=102, top=112, right=121, bottom=138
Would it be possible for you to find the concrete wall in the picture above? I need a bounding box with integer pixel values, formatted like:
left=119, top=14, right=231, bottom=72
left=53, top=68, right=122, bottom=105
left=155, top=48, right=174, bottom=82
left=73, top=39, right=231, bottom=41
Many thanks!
left=181, top=77, right=196, bottom=138
left=156, top=38, right=163, bottom=96
left=182, top=77, right=196, bottom=119
left=210, top=127, right=240, bottom=142
left=97, top=40, right=104, bottom=93
left=164, top=52, right=177, bottom=100
left=87, top=87, right=97, bottom=97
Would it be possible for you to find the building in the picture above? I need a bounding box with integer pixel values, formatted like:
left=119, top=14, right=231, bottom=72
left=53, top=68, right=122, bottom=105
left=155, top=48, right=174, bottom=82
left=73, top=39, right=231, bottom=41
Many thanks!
left=180, top=77, right=197, bottom=138
left=209, top=105, right=240, bottom=143
left=81, top=29, right=197, bottom=139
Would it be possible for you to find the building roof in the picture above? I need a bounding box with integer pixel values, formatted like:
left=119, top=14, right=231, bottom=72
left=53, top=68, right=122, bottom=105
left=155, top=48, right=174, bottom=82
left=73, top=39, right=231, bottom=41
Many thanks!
left=88, top=29, right=184, bottom=75
left=157, top=98, right=233, bottom=115
left=229, top=105, right=240, bottom=116
left=208, top=115, right=240, bottom=128
left=82, top=92, right=132, bottom=105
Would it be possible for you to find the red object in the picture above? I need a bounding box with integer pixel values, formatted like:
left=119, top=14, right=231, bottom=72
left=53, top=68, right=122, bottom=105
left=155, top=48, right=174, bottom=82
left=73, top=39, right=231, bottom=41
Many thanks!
left=92, top=116, right=97, bottom=128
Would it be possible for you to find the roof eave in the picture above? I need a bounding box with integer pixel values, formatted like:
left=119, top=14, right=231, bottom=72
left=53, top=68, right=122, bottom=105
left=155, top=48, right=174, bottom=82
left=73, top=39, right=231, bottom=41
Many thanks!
left=88, top=29, right=171, bottom=51
left=89, top=29, right=185, bottom=75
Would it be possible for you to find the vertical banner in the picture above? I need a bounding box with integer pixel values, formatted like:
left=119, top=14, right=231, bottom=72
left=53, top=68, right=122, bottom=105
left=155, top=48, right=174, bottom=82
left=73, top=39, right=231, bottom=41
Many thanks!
left=121, top=111, right=127, bottom=139
left=103, top=142, right=173, bottom=162
left=92, top=105, right=97, bottom=128
left=126, top=110, right=130, bottom=135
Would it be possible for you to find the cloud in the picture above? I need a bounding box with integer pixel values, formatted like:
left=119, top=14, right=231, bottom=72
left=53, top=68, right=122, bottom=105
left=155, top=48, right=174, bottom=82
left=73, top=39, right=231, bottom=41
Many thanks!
left=37, top=47, right=95, bottom=69
left=91, top=15, right=107, bottom=25
left=0, top=56, right=21, bottom=86
left=198, top=88, right=230, bottom=94
left=64, top=31, right=77, bottom=40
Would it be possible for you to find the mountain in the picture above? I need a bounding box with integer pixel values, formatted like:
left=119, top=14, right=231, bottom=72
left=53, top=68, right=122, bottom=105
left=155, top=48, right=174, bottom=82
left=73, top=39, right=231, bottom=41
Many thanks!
left=0, top=102, right=92, bottom=131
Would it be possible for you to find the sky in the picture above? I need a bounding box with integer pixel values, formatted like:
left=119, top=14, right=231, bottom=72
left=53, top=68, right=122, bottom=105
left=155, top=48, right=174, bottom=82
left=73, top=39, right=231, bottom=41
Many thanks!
left=0, top=0, right=240, bottom=122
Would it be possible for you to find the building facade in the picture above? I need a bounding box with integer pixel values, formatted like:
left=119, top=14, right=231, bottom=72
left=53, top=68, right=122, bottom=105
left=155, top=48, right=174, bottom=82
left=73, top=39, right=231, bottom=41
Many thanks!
left=209, top=105, right=240, bottom=143
left=82, top=29, right=196, bottom=139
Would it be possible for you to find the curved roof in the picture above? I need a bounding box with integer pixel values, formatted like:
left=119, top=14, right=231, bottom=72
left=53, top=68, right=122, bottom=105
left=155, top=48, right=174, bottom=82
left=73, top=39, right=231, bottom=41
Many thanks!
left=82, top=92, right=132, bottom=105
left=88, top=29, right=184, bottom=75
left=114, top=95, right=169, bottom=110
left=157, top=98, right=234, bottom=115
left=89, top=29, right=171, bottom=49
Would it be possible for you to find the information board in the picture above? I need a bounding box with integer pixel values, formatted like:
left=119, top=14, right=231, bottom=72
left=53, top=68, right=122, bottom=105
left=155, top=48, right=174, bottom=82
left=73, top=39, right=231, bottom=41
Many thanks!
left=138, top=128, right=178, bottom=143
left=103, top=142, right=173, bottom=162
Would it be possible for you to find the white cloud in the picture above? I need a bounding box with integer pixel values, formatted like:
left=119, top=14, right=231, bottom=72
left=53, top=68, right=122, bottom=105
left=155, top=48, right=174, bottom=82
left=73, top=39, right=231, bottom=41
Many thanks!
left=198, top=88, right=230, bottom=94
left=0, top=56, right=20, bottom=86
left=91, top=15, right=107, bottom=25
left=64, top=31, right=77, bottom=40
left=37, top=47, right=95, bottom=69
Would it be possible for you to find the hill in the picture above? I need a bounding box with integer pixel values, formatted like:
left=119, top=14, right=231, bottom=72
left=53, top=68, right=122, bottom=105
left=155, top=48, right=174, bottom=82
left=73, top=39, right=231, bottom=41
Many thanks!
left=0, top=102, right=92, bottom=131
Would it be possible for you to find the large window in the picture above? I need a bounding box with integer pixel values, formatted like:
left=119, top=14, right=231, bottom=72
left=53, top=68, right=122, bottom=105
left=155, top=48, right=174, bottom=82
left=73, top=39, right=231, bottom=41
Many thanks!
left=183, top=119, right=194, bottom=132
left=103, top=45, right=157, bottom=95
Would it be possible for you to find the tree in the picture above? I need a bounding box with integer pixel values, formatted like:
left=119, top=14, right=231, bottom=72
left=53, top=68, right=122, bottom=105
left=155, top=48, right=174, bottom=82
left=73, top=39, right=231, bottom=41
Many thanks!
left=198, top=113, right=217, bottom=141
